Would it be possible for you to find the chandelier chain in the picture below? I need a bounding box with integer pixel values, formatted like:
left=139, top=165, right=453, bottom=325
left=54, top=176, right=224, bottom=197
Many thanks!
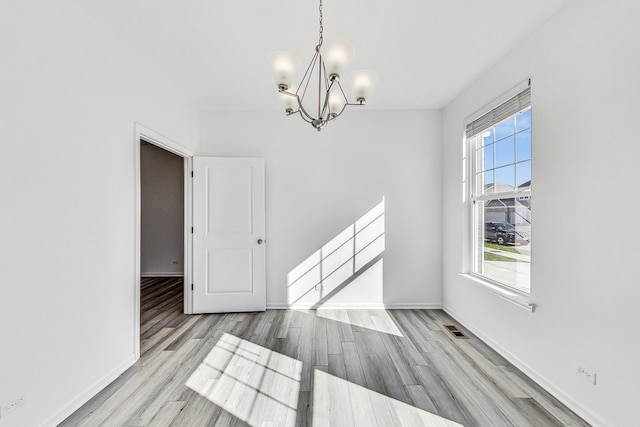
left=318, top=0, right=323, bottom=48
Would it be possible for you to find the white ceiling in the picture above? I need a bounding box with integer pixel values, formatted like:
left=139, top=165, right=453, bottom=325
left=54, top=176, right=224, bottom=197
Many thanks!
left=77, top=0, right=572, bottom=111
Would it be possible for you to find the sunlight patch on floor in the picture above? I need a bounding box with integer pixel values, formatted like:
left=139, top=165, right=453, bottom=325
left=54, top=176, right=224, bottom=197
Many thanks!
left=313, top=369, right=463, bottom=427
left=186, top=333, right=302, bottom=426
left=316, top=305, right=404, bottom=337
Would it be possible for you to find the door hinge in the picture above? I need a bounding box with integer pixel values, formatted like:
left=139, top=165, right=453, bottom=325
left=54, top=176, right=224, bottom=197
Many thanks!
left=191, top=171, right=194, bottom=178
left=191, top=227, right=194, bottom=234
left=191, top=283, right=194, bottom=291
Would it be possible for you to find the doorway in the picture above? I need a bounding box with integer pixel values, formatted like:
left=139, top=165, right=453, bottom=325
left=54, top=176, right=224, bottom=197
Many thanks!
left=140, top=141, right=184, bottom=279
left=139, top=142, right=184, bottom=348
left=134, top=123, right=194, bottom=359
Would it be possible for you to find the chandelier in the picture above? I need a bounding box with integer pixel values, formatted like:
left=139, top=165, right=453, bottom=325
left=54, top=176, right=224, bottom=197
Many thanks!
left=269, top=0, right=377, bottom=131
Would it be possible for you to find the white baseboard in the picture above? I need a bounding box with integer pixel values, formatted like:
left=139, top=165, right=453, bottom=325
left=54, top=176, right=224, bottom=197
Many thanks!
left=312, top=302, right=387, bottom=309
left=272, top=302, right=388, bottom=310
left=384, top=303, right=442, bottom=309
left=442, top=305, right=608, bottom=427
left=266, top=302, right=289, bottom=309
left=140, top=272, right=183, bottom=277
left=266, top=302, right=442, bottom=310
left=41, top=354, right=136, bottom=427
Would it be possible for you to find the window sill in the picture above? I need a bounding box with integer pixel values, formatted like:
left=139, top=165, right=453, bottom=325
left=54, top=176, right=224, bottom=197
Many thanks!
left=461, top=273, right=536, bottom=312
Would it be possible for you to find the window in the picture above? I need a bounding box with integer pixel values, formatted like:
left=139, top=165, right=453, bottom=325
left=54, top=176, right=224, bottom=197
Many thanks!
left=467, top=85, right=532, bottom=295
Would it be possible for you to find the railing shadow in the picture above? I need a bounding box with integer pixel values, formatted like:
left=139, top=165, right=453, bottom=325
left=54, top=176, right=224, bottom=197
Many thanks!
left=287, top=198, right=385, bottom=308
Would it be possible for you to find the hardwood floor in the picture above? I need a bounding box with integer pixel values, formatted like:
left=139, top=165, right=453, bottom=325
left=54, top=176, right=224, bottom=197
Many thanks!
left=60, top=278, right=589, bottom=426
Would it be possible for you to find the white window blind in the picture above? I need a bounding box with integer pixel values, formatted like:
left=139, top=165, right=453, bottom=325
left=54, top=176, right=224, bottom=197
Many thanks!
left=466, top=86, right=531, bottom=138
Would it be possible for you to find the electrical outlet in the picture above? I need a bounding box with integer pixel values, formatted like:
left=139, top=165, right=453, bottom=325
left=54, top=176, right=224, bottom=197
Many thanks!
left=1, top=393, right=27, bottom=418
left=577, top=365, right=596, bottom=385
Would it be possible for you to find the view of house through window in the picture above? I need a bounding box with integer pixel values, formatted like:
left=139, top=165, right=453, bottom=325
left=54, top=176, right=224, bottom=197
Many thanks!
left=468, top=87, right=531, bottom=294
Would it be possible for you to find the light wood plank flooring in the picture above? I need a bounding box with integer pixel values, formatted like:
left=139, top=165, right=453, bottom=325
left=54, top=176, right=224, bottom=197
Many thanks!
left=60, top=278, right=589, bottom=426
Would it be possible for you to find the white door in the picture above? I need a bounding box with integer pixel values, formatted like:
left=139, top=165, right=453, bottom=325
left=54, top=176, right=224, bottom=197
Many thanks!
left=192, top=157, right=266, bottom=313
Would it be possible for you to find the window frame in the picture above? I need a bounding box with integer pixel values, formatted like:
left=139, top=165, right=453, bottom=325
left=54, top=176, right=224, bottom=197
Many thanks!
left=464, top=81, right=533, bottom=304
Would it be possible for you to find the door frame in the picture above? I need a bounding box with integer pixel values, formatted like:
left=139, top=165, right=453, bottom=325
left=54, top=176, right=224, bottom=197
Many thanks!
left=134, top=123, right=194, bottom=359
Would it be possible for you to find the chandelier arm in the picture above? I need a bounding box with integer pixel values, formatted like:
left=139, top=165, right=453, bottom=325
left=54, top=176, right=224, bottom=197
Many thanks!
left=297, top=51, right=320, bottom=102
left=297, top=101, right=320, bottom=123
left=318, top=58, right=333, bottom=118
left=317, top=51, right=323, bottom=118
left=319, top=78, right=337, bottom=119
left=296, top=110, right=315, bottom=124
left=327, top=97, right=347, bottom=121
left=278, top=89, right=303, bottom=115
left=332, top=102, right=348, bottom=119
left=326, top=78, right=349, bottom=118
left=322, top=57, right=330, bottom=87
left=283, top=57, right=326, bottom=125
left=279, top=89, right=298, bottom=99
left=333, top=78, right=350, bottom=100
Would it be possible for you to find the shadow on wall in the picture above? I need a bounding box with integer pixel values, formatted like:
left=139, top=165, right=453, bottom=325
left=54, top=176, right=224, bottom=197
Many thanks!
left=287, top=198, right=385, bottom=309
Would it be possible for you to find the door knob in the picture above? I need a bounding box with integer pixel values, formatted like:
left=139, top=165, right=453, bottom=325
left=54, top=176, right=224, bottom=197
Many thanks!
left=257, top=239, right=264, bottom=245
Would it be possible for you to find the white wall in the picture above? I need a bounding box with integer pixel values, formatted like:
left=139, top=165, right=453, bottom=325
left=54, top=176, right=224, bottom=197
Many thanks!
left=0, top=1, right=198, bottom=426
left=140, top=143, right=184, bottom=276
left=200, top=109, right=442, bottom=308
left=441, top=1, right=640, bottom=426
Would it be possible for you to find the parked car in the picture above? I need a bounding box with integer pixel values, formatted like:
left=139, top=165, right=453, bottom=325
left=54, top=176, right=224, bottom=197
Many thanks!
left=485, top=221, right=530, bottom=245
